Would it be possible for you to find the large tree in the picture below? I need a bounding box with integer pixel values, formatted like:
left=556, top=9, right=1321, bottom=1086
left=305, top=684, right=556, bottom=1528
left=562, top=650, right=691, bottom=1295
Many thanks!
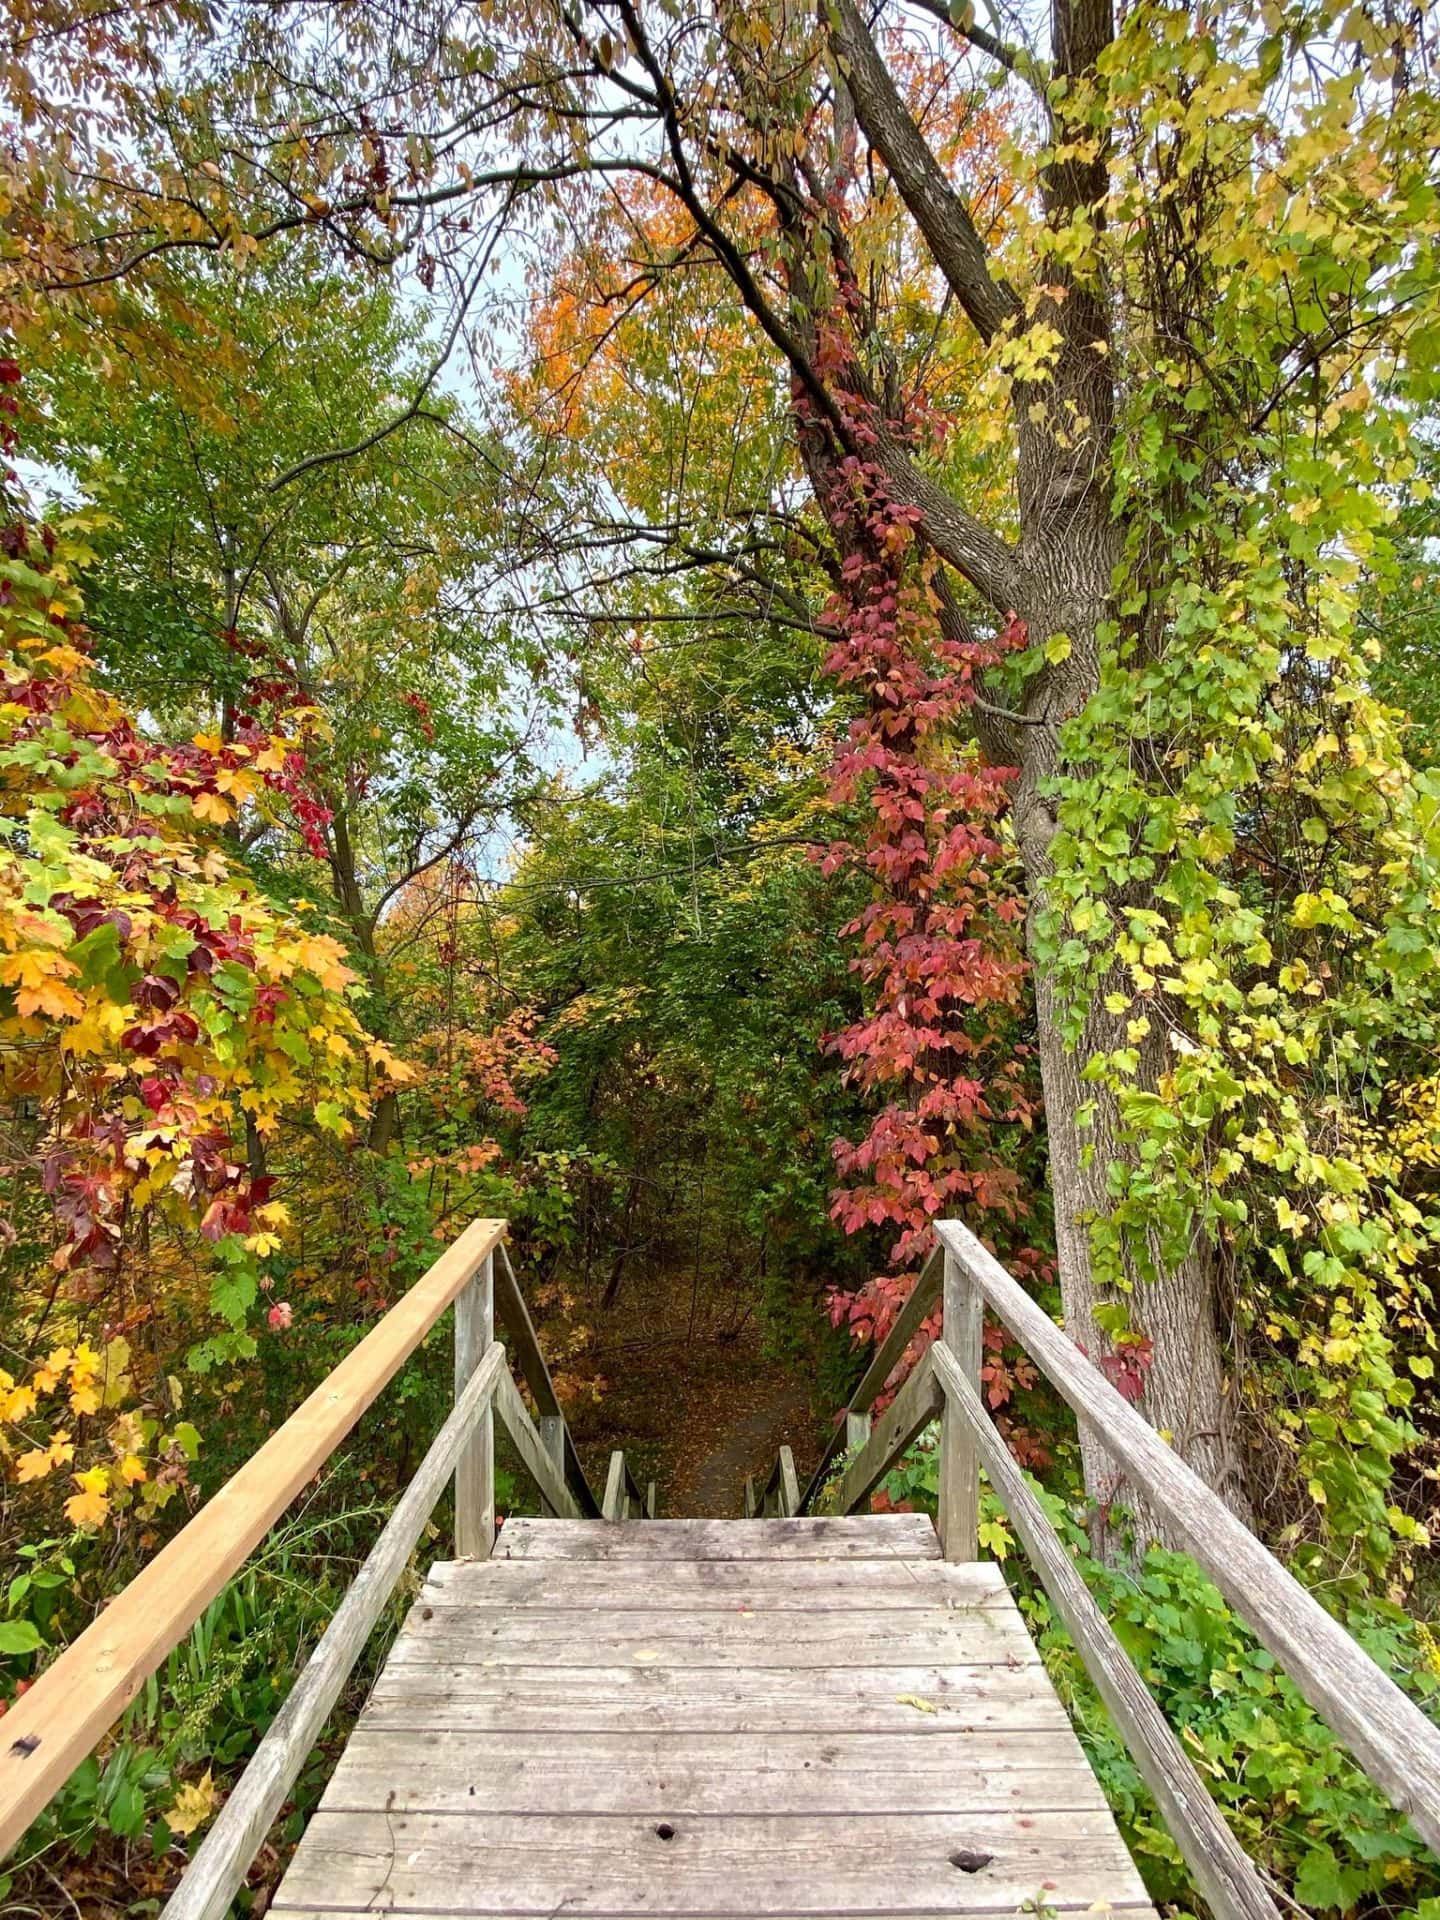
left=15, top=0, right=1440, bottom=1561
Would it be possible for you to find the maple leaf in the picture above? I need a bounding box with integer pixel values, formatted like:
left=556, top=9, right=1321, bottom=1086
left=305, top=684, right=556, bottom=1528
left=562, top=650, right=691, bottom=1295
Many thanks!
left=165, top=1770, right=218, bottom=1837
left=0, top=1380, right=37, bottom=1421
left=64, top=1464, right=111, bottom=1527
left=32, top=1350, right=70, bottom=1394
left=16, top=978, right=86, bottom=1018
left=191, top=790, right=233, bottom=824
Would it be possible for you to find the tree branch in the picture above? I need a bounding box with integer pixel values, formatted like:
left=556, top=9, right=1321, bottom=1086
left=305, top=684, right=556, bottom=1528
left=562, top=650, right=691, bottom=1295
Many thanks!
left=828, top=0, right=1022, bottom=343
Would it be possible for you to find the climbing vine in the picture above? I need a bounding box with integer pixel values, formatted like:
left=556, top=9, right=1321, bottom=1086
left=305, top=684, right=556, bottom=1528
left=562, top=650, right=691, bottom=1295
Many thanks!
left=1036, top=3, right=1440, bottom=1572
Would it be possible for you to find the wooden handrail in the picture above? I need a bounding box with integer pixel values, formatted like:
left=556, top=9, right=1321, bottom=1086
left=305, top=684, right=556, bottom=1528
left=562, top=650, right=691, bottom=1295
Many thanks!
left=0, top=1217, right=505, bottom=1859
left=796, top=1243, right=942, bottom=1512
left=602, top=1449, right=647, bottom=1520
left=809, top=1216, right=1440, bottom=1906
left=930, top=1344, right=1281, bottom=1920
left=160, top=1343, right=509, bottom=1920
left=753, top=1445, right=800, bottom=1516
left=934, top=1218, right=1440, bottom=1857
left=496, top=1243, right=601, bottom=1517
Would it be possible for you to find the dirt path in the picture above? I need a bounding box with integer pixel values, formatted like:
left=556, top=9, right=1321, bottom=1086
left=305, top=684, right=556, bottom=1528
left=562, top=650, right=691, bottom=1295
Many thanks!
left=565, top=1302, right=821, bottom=1519
left=675, top=1374, right=814, bottom=1517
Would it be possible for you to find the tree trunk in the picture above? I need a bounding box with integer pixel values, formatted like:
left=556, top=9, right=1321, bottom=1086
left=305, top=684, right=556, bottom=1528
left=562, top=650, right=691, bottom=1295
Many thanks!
left=1010, top=576, right=1251, bottom=1547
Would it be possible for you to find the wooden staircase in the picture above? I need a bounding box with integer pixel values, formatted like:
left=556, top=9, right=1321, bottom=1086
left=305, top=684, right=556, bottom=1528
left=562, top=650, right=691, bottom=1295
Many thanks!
left=3, top=1216, right=1439, bottom=1920
left=271, top=1512, right=1156, bottom=1918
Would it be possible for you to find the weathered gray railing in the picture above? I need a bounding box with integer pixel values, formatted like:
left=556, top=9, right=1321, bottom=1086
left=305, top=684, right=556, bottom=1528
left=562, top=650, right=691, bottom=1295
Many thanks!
left=603, top=1448, right=655, bottom=1519
left=0, top=1218, right=604, bottom=1919
left=770, top=1216, right=1440, bottom=1920
left=746, top=1445, right=800, bottom=1517
left=795, top=1240, right=943, bottom=1513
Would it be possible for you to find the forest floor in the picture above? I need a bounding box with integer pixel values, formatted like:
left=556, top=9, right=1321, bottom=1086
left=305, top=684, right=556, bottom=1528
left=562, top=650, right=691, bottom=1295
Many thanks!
left=558, top=1265, right=825, bottom=1518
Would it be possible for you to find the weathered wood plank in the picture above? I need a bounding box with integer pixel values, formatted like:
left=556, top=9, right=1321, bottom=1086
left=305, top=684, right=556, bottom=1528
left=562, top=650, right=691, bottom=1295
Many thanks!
left=938, top=1245, right=982, bottom=1561
left=160, top=1343, right=508, bottom=1920
left=497, top=1246, right=602, bottom=1519
left=421, top=1556, right=1012, bottom=1612
left=273, top=1910, right=1152, bottom=1920
left=0, top=1216, right=507, bottom=1859
left=493, top=1241, right=560, bottom=1420
left=495, top=1513, right=941, bottom=1560
left=454, top=1253, right=494, bottom=1561
left=834, top=1351, right=943, bottom=1515
left=492, top=1366, right=581, bottom=1521
left=933, top=1344, right=1280, bottom=1920
left=361, top=1660, right=1071, bottom=1733
left=778, top=1445, right=800, bottom=1517
left=318, top=1727, right=1110, bottom=1817
left=937, top=1218, right=1440, bottom=1856
left=384, top=1607, right=1040, bottom=1671
left=273, top=1808, right=1154, bottom=1915
left=602, top=1450, right=629, bottom=1522
left=800, top=1245, right=943, bottom=1512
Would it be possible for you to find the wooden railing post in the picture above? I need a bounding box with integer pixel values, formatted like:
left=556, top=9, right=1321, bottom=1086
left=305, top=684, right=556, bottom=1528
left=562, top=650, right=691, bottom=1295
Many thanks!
left=538, top=1413, right=564, bottom=1517
left=454, top=1249, right=495, bottom=1558
left=938, top=1242, right=982, bottom=1559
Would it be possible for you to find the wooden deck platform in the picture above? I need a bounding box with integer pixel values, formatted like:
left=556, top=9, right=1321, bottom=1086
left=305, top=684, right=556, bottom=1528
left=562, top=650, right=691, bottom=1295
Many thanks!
left=270, top=1513, right=1156, bottom=1918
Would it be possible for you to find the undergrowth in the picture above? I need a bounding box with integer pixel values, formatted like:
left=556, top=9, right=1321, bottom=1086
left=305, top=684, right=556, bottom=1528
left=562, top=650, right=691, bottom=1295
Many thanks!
left=877, top=1434, right=1440, bottom=1919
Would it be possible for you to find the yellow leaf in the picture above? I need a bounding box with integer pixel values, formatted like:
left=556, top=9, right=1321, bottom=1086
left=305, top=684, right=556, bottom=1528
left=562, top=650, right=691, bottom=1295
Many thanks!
left=214, top=767, right=259, bottom=801
left=119, top=1453, right=147, bottom=1486
left=1, top=1383, right=37, bottom=1421
left=165, top=1770, right=219, bottom=1837
left=16, top=978, right=86, bottom=1018
left=192, top=790, right=233, bottom=825
left=64, top=1465, right=111, bottom=1528
left=32, top=1350, right=70, bottom=1394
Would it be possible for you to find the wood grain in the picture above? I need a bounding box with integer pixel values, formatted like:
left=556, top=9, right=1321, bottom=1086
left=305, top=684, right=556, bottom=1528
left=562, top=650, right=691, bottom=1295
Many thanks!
left=361, top=1660, right=1070, bottom=1734
left=834, top=1351, right=943, bottom=1515
left=799, top=1245, right=942, bottom=1513
left=496, top=1245, right=602, bottom=1519
left=316, top=1728, right=1110, bottom=1817
left=936, top=1218, right=1440, bottom=1856
left=272, top=1807, right=1154, bottom=1915
left=160, top=1344, right=507, bottom=1920
left=493, top=1366, right=581, bottom=1521
left=495, top=1514, right=942, bottom=1560
left=382, top=1607, right=1039, bottom=1671
left=938, top=1246, right=982, bottom=1561
left=0, top=1216, right=506, bottom=1860
left=933, top=1343, right=1280, bottom=1920
left=454, top=1251, right=495, bottom=1560
left=421, top=1556, right=1012, bottom=1612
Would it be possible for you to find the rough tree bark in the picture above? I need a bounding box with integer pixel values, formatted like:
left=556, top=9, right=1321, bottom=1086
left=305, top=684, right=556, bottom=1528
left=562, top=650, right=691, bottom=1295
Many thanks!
left=824, top=0, right=1250, bottom=1537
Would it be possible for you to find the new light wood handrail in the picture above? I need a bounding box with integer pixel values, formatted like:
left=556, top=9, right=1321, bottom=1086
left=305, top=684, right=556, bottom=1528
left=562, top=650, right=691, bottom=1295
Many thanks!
left=934, top=1217, right=1440, bottom=1857
left=0, top=1217, right=504, bottom=1859
left=161, top=1341, right=509, bottom=1920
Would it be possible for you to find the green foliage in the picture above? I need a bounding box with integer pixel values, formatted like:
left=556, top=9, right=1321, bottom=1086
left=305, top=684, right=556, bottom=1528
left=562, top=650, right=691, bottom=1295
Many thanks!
left=878, top=1437, right=1440, bottom=1916
left=1030, top=0, right=1440, bottom=1571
